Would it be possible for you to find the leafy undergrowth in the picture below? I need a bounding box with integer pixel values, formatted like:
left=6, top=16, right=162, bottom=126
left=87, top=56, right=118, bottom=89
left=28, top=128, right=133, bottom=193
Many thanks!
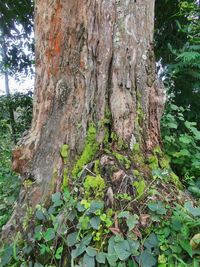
left=0, top=132, right=20, bottom=231
left=161, top=102, right=200, bottom=199
left=0, top=93, right=32, bottom=232
left=1, top=150, right=200, bottom=267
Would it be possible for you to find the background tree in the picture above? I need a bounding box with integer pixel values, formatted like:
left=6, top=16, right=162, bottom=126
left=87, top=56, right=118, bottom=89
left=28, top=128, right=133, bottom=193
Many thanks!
left=155, top=0, right=200, bottom=125
left=0, top=0, right=34, bottom=77
left=0, top=0, right=34, bottom=142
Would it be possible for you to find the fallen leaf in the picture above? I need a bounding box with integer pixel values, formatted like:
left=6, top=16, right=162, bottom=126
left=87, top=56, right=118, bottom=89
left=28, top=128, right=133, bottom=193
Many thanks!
left=140, top=214, right=150, bottom=227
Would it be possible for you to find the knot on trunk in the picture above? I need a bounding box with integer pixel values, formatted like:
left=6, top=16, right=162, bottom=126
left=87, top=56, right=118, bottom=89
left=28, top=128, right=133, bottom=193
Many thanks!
left=12, top=147, right=32, bottom=175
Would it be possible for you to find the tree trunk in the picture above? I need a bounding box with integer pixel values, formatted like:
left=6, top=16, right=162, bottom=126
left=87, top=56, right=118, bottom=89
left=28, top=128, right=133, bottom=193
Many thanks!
left=5, top=0, right=165, bottom=237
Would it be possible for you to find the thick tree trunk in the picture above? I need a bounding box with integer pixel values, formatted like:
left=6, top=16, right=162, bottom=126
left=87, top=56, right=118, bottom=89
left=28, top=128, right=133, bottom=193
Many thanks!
left=6, top=0, right=165, bottom=237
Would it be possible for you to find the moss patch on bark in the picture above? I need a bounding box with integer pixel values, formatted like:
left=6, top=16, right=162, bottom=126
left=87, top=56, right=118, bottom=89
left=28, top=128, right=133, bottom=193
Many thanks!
left=72, top=123, right=99, bottom=178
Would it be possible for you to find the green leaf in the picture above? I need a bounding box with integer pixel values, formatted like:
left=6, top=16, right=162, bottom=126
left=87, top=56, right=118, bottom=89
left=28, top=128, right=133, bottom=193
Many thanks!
left=106, top=254, right=118, bottom=266
left=114, top=234, right=124, bottom=243
left=96, top=252, right=106, bottom=264
left=140, top=250, right=157, bottom=267
left=127, top=214, right=139, bottom=231
left=34, top=230, right=42, bottom=241
left=48, top=206, right=56, bottom=215
left=83, top=253, right=95, bottom=267
left=34, top=225, right=42, bottom=241
left=127, top=239, right=140, bottom=255
left=144, top=233, right=159, bottom=249
left=90, top=216, right=101, bottom=230
left=39, top=244, right=50, bottom=255
left=67, top=232, right=78, bottom=247
left=52, top=192, right=63, bottom=207
left=72, top=243, right=86, bottom=258
left=0, top=245, right=13, bottom=266
left=179, top=135, right=191, bottom=144
left=86, top=246, right=97, bottom=257
left=117, top=262, right=126, bottom=267
left=133, top=180, right=146, bottom=198
left=34, top=263, right=44, bottom=267
left=77, top=201, right=86, bottom=212
left=89, top=201, right=104, bottom=213
left=170, top=104, right=179, bottom=110
left=55, top=246, right=63, bottom=260
left=35, top=210, right=45, bottom=221
left=179, top=239, right=193, bottom=257
left=114, top=240, right=131, bottom=261
left=43, top=228, right=55, bottom=242
left=118, top=211, right=130, bottom=219
left=108, top=236, right=116, bottom=254
left=60, top=144, right=69, bottom=158
left=148, top=201, right=166, bottom=215
left=184, top=201, right=200, bottom=217
left=168, top=122, right=178, bottom=129
left=81, top=234, right=93, bottom=246
left=171, top=218, right=182, bottom=231
left=79, top=215, right=90, bottom=230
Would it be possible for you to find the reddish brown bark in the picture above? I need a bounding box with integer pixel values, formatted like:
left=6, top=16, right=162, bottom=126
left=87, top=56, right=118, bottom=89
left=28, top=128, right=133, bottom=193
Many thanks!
left=10, top=0, right=165, bottom=216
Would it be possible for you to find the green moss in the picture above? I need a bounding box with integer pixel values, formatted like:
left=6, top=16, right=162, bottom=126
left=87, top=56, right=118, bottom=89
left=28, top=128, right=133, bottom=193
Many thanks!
left=83, top=175, right=106, bottom=199
left=148, top=155, right=159, bottom=170
left=117, top=137, right=128, bottom=150
left=132, top=143, right=140, bottom=153
left=147, top=147, right=182, bottom=188
left=62, top=168, right=68, bottom=190
left=170, top=172, right=182, bottom=188
left=59, top=144, right=70, bottom=190
left=22, top=207, right=33, bottom=230
left=110, top=132, right=128, bottom=150
left=133, top=169, right=144, bottom=180
left=94, top=160, right=100, bottom=175
left=50, top=167, right=58, bottom=192
left=133, top=179, right=146, bottom=199
left=60, top=144, right=69, bottom=164
left=113, top=152, right=131, bottom=169
left=131, top=146, right=145, bottom=168
left=148, top=146, right=164, bottom=170
left=23, top=179, right=33, bottom=188
left=103, top=127, right=110, bottom=146
left=153, top=146, right=162, bottom=155
left=159, top=156, right=171, bottom=169
left=72, top=123, right=99, bottom=178
left=101, top=106, right=112, bottom=146
left=133, top=169, right=140, bottom=176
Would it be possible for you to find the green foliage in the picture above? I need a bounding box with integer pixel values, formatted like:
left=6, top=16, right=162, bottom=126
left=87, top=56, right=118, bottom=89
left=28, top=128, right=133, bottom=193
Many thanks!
left=161, top=102, right=200, bottom=186
left=156, top=0, right=200, bottom=126
left=83, top=175, right=106, bottom=199
left=0, top=0, right=34, bottom=78
left=0, top=93, right=33, bottom=140
left=0, top=184, right=142, bottom=267
left=0, top=93, right=32, bottom=232
left=113, top=152, right=131, bottom=170
left=0, top=133, right=20, bottom=230
left=2, top=166, right=200, bottom=267
left=151, top=202, right=200, bottom=266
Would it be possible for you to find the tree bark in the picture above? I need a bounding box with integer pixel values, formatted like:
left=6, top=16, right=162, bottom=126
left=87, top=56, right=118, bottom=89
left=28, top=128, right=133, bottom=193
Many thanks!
left=6, top=0, right=165, bottom=236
